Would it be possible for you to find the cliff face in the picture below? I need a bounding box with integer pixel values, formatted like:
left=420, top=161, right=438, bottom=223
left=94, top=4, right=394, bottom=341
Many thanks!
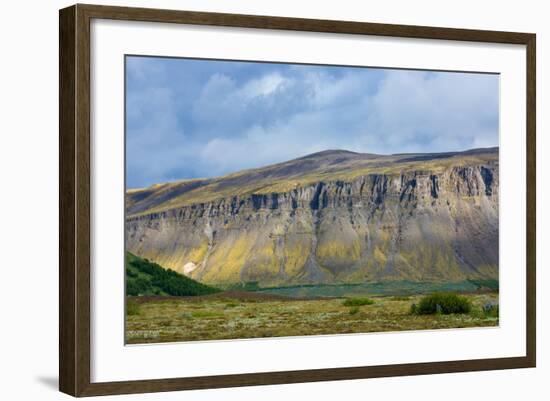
left=126, top=150, right=498, bottom=286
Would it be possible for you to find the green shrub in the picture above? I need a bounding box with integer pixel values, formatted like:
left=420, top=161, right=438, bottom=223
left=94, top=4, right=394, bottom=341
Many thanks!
left=343, top=297, right=375, bottom=307
left=349, top=306, right=360, bottom=315
left=413, top=293, right=472, bottom=315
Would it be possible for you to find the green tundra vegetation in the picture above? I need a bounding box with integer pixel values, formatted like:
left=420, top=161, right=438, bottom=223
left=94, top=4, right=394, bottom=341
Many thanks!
left=125, top=292, right=499, bottom=344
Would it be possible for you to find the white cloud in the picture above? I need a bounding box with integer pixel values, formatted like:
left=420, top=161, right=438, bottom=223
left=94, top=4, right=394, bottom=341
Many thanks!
left=241, top=72, right=288, bottom=98
left=360, top=70, right=499, bottom=153
left=126, top=60, right=499, bottom=187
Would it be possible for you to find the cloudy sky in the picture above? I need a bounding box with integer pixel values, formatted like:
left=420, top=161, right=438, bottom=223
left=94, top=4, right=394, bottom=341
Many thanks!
left=126, top=56, right=499, bottom=189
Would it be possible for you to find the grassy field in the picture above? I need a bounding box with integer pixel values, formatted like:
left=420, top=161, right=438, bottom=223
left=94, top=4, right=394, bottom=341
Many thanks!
left=125, top=291, right=498, bottom=344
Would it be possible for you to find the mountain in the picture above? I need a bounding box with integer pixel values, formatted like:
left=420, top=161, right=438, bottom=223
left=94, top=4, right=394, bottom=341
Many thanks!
left=126, top=147, right=499, bottom=287
left=125, top=252, right=220, bottom=296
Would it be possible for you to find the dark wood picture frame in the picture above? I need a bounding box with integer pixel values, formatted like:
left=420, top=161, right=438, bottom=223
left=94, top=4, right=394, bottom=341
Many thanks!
left=59, top=3, right=536, bottom=397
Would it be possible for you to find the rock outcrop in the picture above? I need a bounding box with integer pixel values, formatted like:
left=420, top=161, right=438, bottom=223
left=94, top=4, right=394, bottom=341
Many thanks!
left=126, top=149, right=499, bottom=286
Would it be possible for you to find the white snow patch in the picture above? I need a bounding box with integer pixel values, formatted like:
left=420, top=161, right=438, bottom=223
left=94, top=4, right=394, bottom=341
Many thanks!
left=183, top=262, right=197, bottom=275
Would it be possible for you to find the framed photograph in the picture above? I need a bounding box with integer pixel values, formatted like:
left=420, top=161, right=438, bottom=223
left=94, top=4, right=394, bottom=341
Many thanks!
left=59, top=4, right=536, bottom=397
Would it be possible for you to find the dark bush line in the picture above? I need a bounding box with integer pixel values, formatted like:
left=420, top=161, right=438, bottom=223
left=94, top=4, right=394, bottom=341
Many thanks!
left=126, top=253, right=220, bottom=296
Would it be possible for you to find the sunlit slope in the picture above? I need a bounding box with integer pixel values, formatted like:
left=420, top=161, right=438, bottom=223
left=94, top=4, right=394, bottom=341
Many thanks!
left=126, top=148, right=499, bottom=286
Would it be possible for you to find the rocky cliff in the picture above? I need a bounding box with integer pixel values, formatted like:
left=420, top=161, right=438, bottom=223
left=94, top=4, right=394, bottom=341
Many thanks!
left=126, top=148, right=499, bottom=286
